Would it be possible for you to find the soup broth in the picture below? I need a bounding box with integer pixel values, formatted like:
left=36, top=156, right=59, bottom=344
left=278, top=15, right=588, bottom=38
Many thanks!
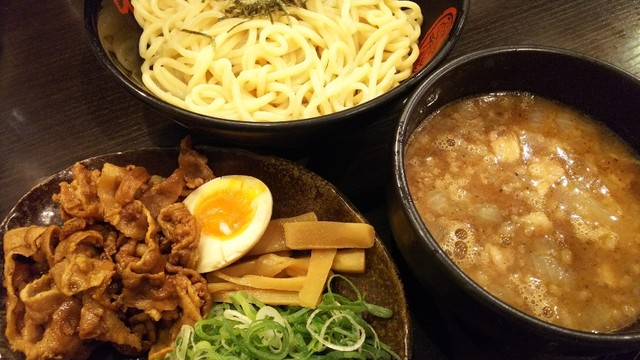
left=404, top=92, right=640, bottom=332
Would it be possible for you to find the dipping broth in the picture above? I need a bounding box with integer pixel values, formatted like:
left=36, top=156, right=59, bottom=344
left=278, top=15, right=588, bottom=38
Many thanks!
left=404, top=92, right=640, bottom=332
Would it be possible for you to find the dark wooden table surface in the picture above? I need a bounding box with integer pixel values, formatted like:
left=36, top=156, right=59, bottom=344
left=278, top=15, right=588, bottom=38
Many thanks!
left=2, top=0, right=640, bottom=359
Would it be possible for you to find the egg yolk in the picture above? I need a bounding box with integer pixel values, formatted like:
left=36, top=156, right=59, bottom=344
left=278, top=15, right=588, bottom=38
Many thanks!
left=193, top=188, right=256, bottom=239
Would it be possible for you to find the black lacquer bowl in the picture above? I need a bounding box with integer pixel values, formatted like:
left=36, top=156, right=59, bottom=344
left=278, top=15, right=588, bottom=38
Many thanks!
left=388, top=46, right=640, bottom=357
left=83, top=0, right=468, bottom=148
left=0, top=146, right=411, bottom=359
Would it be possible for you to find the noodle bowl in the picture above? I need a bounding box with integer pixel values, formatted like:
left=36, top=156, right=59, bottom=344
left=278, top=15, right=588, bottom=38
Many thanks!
left=85, top=0, right=468, bottom=147
left=130, top=0, right=423, bottom=122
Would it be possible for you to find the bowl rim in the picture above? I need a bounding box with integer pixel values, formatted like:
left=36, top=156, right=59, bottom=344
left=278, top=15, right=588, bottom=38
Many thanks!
left=83, top=0, right=470, bottom=129
left=393, top=44, right=640, bottom=342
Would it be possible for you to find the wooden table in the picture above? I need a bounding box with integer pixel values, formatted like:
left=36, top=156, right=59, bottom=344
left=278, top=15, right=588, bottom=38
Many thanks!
left=1, top=0, right=639, bottom=359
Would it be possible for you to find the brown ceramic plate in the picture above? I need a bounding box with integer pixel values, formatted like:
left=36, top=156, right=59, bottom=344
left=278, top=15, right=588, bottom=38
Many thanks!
left=0, top=146, right=411, bottom=359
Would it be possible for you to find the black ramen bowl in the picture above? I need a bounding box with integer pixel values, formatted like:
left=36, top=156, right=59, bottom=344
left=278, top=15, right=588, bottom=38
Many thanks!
left=83, top=0, right=468, bottom=148
left=388, top=46, right=640, bottom=356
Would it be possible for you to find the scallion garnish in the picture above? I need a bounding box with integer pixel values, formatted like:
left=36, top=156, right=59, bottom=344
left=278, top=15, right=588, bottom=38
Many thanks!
left=164, top=274, right=402, bottom=360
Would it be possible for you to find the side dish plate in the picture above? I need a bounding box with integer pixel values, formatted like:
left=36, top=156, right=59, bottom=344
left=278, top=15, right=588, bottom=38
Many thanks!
left=0, top=146, right=411, bottom=359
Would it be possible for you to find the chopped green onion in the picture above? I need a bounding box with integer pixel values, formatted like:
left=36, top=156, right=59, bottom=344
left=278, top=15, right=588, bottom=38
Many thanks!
left=164, top=274, right=402, bottom=360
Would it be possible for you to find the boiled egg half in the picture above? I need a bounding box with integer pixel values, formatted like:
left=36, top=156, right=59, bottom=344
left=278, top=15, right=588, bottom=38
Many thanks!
left=183, top=175, right=273, bottom=273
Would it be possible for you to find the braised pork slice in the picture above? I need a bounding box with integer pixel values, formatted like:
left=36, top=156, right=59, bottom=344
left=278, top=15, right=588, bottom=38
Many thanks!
left=55, top=163, right=101, bottom=221
left=3, top=226, right=92, bottom=359
left=139, top=169, right=186, bottom=218
left=178, top=136, right=214, bottom=191
left=4, top=138, right=214, bottom=360
left=157, top=202, right=200, bottom=269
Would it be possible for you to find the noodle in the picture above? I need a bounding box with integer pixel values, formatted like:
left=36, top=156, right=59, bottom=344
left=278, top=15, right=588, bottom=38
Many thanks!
left=131, top=0, right=422, bottom=121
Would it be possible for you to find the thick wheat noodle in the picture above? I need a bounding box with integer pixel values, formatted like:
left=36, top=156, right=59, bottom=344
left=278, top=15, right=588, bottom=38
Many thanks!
left=130, top=0, right=422, bottom=121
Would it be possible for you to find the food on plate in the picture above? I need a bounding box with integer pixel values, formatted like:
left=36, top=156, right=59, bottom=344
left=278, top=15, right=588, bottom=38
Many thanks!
left=126, top=0, right=423, bottom=121
left=246, top=211, right=318, bottom=256
left=206, top=211, right=375, bottom=307
left=165, top=275, right=401, bottom=360
left=3, top=137, right=214, bottom=360
left=3, top=137, right=399, bottom=359
left=183, top=174, right=273, bottom=273
left=405, top=92, right=640, bottom=332
left=284, top=220, right=375, bottom=249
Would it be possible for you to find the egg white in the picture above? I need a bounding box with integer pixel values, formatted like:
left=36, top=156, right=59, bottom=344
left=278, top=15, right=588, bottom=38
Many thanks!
left=183, top=175, right=273, bottom=273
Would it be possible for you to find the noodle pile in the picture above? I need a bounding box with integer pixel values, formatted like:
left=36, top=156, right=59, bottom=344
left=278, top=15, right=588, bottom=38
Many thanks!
left=130, top=0, right=423, bottom=121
